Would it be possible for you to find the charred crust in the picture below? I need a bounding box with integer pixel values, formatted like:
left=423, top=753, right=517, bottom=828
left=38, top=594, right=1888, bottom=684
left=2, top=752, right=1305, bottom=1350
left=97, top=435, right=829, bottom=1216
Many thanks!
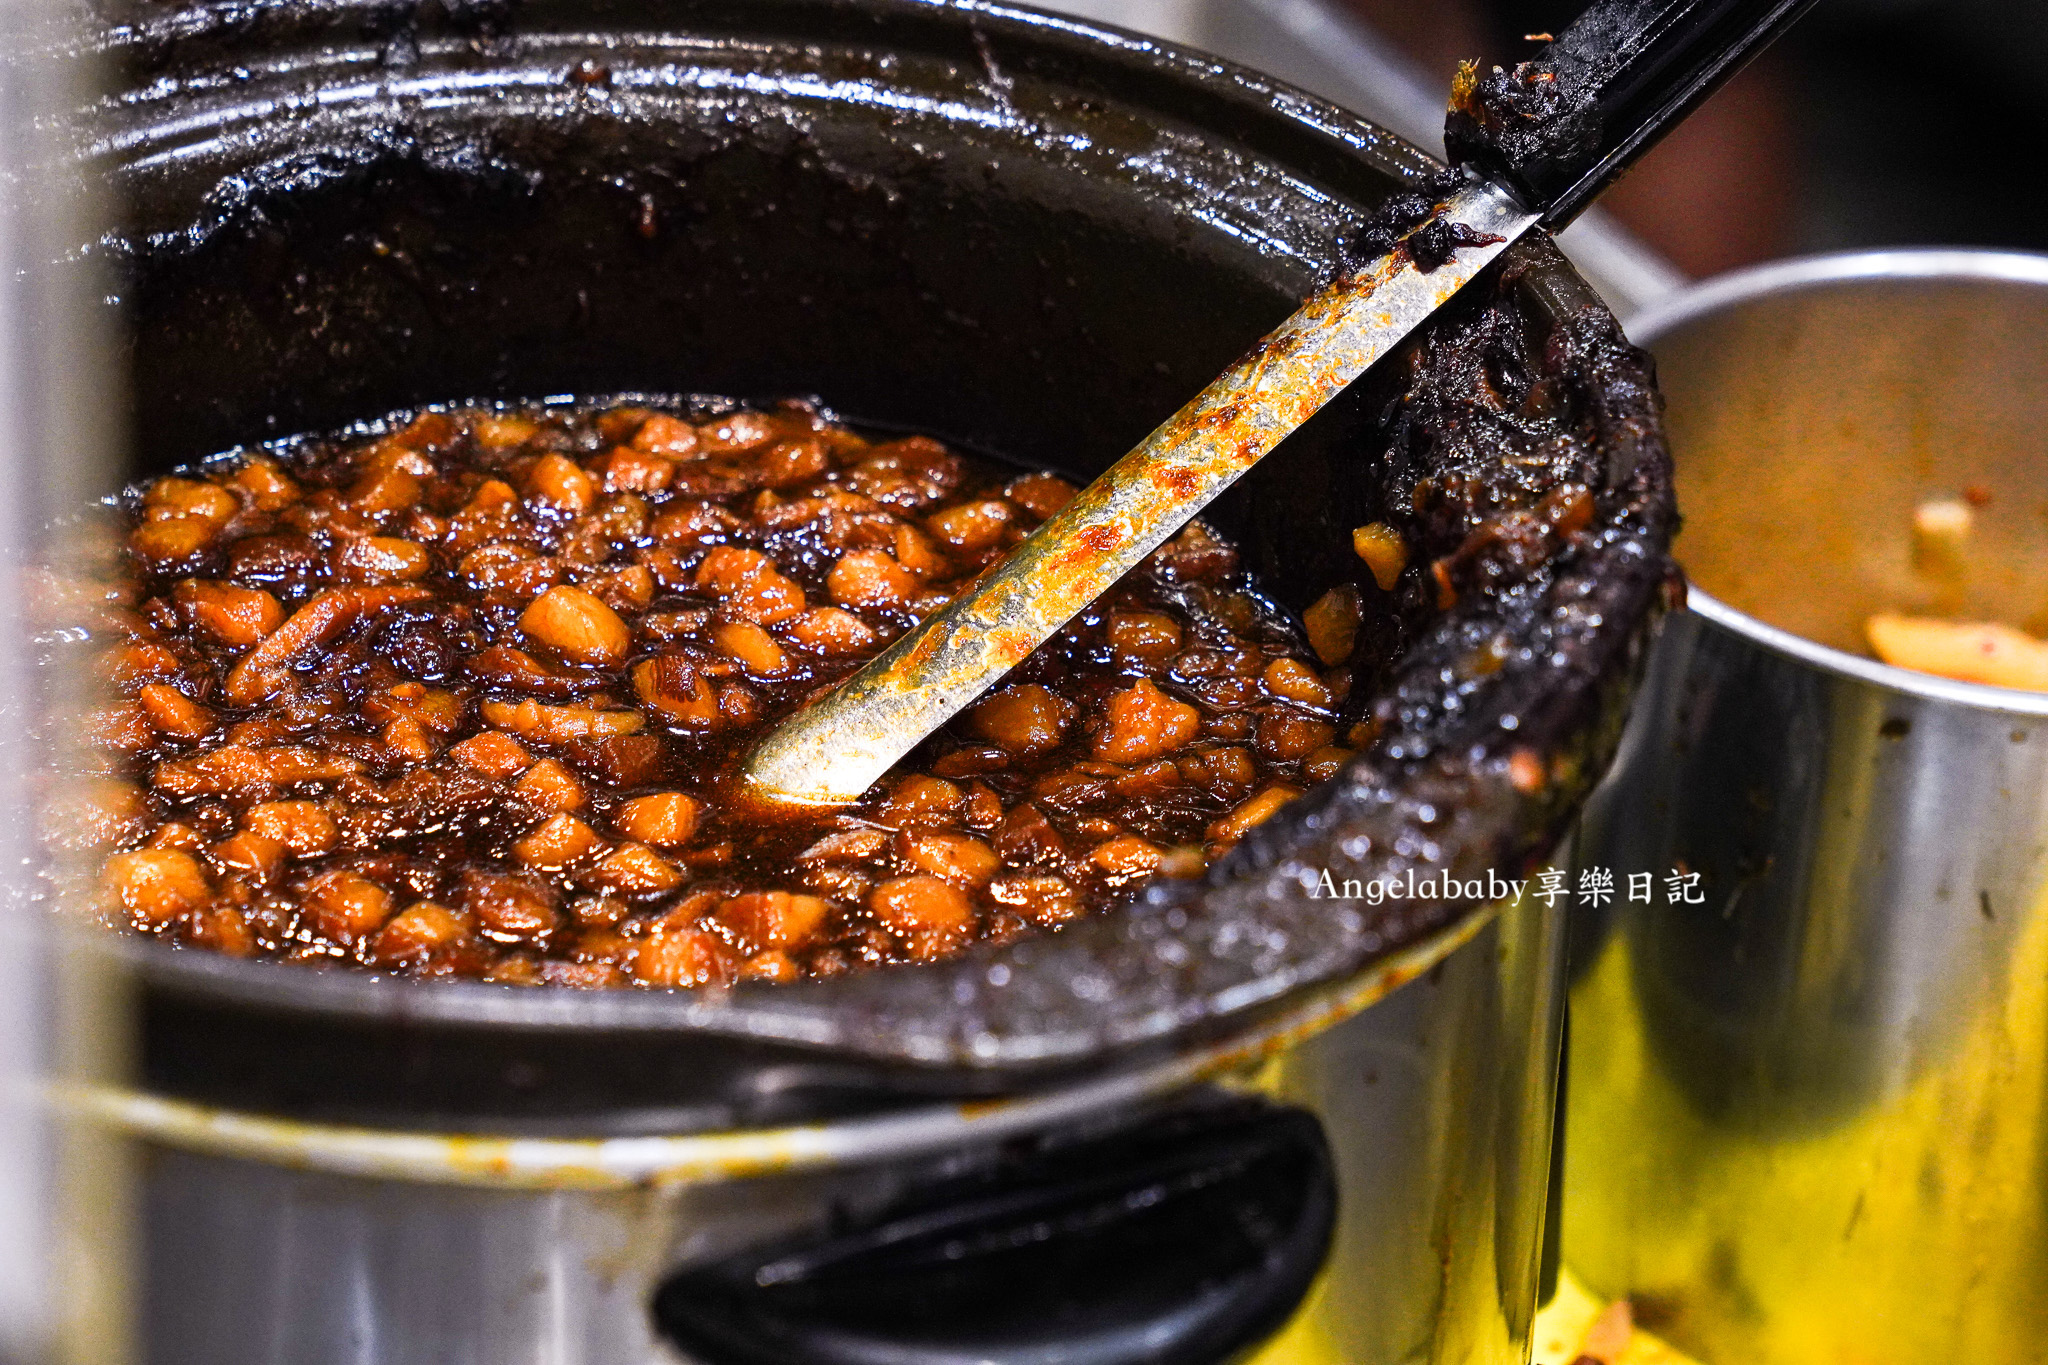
left=1408, top=218, right=1505, bottom=273
left=1347, top=168, right=1467, bottom=266
left=1344, top=166, right=1503, bottom=275
left=1444, top=57, right=1602, bottom=197
left=1218, top=235, right=1677, bottom=894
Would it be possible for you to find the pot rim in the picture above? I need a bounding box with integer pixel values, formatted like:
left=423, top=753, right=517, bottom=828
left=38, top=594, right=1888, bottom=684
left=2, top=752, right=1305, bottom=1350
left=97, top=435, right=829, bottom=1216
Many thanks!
left=69, top=900, right=1497, bottom=1186
left=1632, top=247, right=2048, bottom=719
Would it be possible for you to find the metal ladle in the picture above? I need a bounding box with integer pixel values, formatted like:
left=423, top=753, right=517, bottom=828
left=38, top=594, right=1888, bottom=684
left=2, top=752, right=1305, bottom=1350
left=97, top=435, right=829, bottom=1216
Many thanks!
left=744, top=0, right=1818, bottom=807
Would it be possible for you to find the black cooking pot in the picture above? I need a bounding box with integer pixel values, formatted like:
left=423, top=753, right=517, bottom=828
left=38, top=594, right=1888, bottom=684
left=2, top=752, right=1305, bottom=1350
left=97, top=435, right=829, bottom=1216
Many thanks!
left=71, top=0, right=1676, bottom=1135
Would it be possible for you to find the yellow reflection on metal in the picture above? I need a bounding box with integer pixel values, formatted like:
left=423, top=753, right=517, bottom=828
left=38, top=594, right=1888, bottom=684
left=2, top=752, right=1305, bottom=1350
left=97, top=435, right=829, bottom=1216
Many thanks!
left=1526, top=1271, right=1701, bottom=1365
left=1565, top=874, right=2048, bottom=1364
left=1234, top=887, right=1561, bottom=1365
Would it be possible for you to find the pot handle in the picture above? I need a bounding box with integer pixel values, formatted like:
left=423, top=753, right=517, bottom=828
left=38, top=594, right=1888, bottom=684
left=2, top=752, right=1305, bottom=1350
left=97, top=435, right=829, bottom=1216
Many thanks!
left=652, top=1101, right=1335, bottom=1365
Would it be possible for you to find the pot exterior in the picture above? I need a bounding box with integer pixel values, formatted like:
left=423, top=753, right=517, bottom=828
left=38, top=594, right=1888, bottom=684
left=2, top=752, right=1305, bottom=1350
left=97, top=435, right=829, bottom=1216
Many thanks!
left=1563, top=255, right=2048, bottom=1364
left=135, top=893, right=1564, bottom=1365
left=1245, top=887, right=1566, bottom=1365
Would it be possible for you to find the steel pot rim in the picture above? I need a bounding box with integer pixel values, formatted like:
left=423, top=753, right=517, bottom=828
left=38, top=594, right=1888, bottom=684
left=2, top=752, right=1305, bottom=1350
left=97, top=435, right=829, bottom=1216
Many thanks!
left=1632, top=246, right=2048, bottom=719
left=66, top=899, right=1498, bottom=1187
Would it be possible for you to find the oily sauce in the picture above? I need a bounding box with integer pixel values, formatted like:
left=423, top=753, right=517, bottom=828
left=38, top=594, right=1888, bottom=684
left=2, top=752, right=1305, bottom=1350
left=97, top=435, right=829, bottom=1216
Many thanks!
left=78, top=402, right=1358, bottom=988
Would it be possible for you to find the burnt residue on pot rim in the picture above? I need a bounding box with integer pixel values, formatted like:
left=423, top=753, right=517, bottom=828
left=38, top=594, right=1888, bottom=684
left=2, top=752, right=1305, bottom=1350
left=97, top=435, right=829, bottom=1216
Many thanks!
left=59, top=0, right=1678, bottom=1083
left=85, top=0, right=1432, bottom=285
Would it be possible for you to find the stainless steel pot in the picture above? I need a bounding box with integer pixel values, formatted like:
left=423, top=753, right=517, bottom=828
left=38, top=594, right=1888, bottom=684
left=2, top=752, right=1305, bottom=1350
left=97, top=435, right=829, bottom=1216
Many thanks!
left=40, top=2, right=1678, bottom=1361
left=1564, top=250, right=2048, bottom=1365
left=92, top=894, right=1560, bottom=1365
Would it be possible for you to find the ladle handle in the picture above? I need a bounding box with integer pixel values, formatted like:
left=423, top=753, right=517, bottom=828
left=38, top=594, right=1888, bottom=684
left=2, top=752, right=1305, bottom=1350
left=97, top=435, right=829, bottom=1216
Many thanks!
left=1451, top=0, right=1820, bottom=229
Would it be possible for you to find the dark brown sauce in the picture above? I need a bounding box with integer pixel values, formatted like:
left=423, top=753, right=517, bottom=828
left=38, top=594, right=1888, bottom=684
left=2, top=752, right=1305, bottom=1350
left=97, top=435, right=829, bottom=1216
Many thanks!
left=75, top=400, right=1360, bottom=989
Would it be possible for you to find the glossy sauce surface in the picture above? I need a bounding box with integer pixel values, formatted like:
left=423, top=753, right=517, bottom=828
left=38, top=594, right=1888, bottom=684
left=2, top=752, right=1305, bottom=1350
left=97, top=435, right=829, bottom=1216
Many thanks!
left=79, top=403, right=1360, bottom=988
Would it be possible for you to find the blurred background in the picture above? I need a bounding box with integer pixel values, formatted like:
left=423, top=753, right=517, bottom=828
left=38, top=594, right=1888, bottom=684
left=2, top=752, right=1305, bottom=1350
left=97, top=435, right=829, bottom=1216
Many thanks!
left=1348, top=0, right=2048, bottom=278
left=1050, top=0, right=2048, bottom=282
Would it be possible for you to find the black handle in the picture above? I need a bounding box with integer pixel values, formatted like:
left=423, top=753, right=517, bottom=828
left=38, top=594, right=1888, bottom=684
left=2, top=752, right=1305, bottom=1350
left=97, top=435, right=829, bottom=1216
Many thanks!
left=1447, top=0, right=1820, bottom=229
left=652, top=1102, right=1336, bottom=1365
